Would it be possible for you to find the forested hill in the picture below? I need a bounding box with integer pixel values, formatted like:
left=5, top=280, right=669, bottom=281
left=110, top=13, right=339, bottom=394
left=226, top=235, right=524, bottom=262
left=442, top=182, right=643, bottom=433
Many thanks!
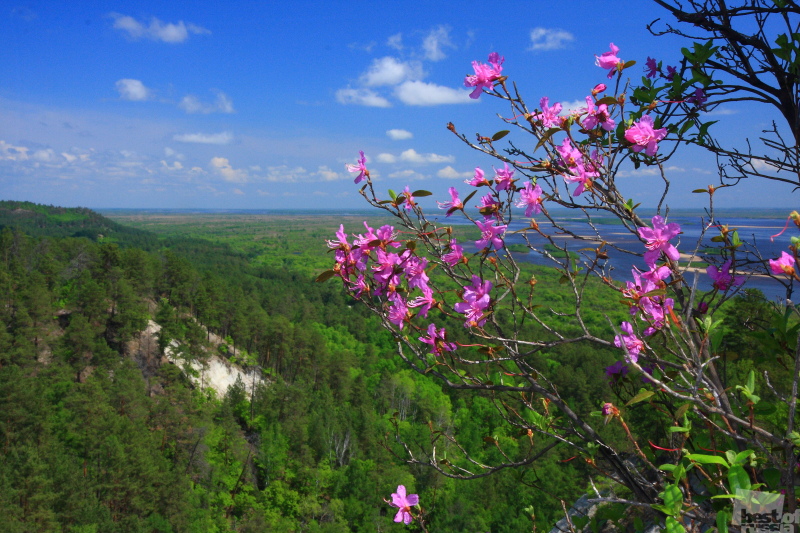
left=0, top=202, right=771, bottom=532
left=0, top=200, right=157, bottom=247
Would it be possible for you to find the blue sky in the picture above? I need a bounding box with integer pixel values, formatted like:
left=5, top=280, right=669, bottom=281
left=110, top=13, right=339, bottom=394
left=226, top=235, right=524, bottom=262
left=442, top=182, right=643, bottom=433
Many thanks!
left=0, top=1, right=791, bottom=210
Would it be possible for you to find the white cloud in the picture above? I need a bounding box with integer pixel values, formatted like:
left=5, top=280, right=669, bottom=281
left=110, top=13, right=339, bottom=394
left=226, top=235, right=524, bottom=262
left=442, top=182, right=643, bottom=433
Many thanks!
left=160, top=160, right=184, bottom=171
left=437, top=166, right=473, bottom=179
left=617, top=165, right=685, bottom=177
left=422, top=25, right=453, bottom=61
left=264, top=165, right=309, bottom=182
left=387, top=33, right=403, bottom=50
left=232, top=188, right=244, bottom=195
left=173, top=132, right=233, bottom=145
left=376, top=153, right=397, bottom=164
left=400, top=149, right=454, bottom=164
left=210, top=157, right=248, bottom=183
left=387, top=129, right=413, bottom=140
left=703, top=108, right=738, bottom=116
left=0, top=140, right=30, bottom=161
left=559, top=99, right=587, bottom=115
left=32, top=148, right=57, bottom=162
left=116, top=79, right=151, bottom=101
left=528, top=27, right=574, bottom=51
left=315, top=166, right=341, bottom=181
left=110, top=13, right=210, bottom=43
left=335, top=88, right=391, bottom=108
left=389, top=169, right=427, bottom=180
left=360, top=57, right=423, bottom=87
left=394, top=81, right=474, bottom=106
left=179, top=91, right=235, bottom=114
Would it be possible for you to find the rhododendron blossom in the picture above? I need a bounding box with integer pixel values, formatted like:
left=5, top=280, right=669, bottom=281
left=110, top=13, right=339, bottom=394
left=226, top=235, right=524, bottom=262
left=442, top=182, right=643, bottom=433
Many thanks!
left=441, top=239, right=464, bottom=266
left=419, top=323, right=457, bottom=356
left=624, top=114, right=667, bottom=157
left=437, top=187, right=463, bottom=216
left=582, top=96, right=615, bottom=132
left=466, top=167, right=489, bottom=187
left=534, top=97, right=563, bottom=128
left=770, top=251, right=797, bottom=276
left=707, top=259, right=744, bottom=291
left=389, top=485, right=419, bottom=525
left=645, top=57, right=658, bottom=78
left=516, top=181, right=543, bottom=217
left=347, top=151, right=369, bottom=184
left=493, top=163, right=515, bottom=191
left=475, top=219, right=507, bottom=249
left=464, top=52, right=504, bottom=99
left=614, top=321, right=645, bottom=363
left=596, top=43, right=622, bottom=78
left=638, top=215, right=681, bottom=266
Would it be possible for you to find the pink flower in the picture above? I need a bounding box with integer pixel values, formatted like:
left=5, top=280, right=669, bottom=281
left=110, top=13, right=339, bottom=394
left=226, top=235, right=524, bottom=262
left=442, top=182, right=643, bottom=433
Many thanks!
left=665, top=65, right=677, bottom=80
left=770, top=251, right=796, bottom=276
left=516, top=181, right=543, bottom=217
left=534, top=97, right=564, bottom=128
left=645, top=57, right=658, bottom=78
left=564, top=161, right=598, bottom=197
left=388, top=296, right=409, bottom=330
left=638, top=215, right=681, bottom=267
left=687, top=87, right=707, bottom=106
left=402, top=186, right=416, bottom=211
left=582, top=96, right=615, bottom=132
left=477, top=194, right=500, bottom=219
left=466, top=167, right=490, bottom=187
left=605, top=361, right=629, bottom=384
left=614, top=321, right=644, bottom=363
left=390, top=485, right=419, bottom=525
left=464, top=52, right=504, bottom=99
left=493, top=163, right=515, bottom=191
left=475, top=219, right=506, bottom=249
left=441, top=239, right=464, bottom=266
left=707, top=259, right=744, bottom=291
left=437, top=187, right=463, bottom=216
left=624, top=114, right=667, bottom=157
left=556, top=138, right=582, bottom=169
left=419, top=323, right=457, bottom=356
left=454, top=279, right=491, bottom=328
left=409, top=286, right=436, bottom=317
left=347, top=151, right=369, bottom=184
left=592, top=83, right=607, bottom=96
left=596, top=43, right=622, bottom=78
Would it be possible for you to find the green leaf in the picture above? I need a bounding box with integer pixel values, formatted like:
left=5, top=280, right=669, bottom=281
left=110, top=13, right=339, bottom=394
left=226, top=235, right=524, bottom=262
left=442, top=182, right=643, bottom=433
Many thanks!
left=686, top=453, right=729, bottom=468
left=622, top=59, right=637, bottom=69
left=595, top=96, right=618, bottom=106
left=626, top=390, right=656, bottom=406
left=728, top=465, right=751, bottom=493
left=666, top=516, right=686, bottom=533
left=674, top=403, right=690, bottom=420
left=314, top=270, right=337, bottom=283
left=763, top=468, right=781, bottom=490
left=388, top=189, right=397, bottom=200
left=535, top=127, right=562, bottom=151
left=746, top=370, right=756, bottom=393
left=717, top=509, right=731, bottom=533
left=411, top=190, right=432, bottom=197
left=668, top=426, right=690, bottom=433
left=491, top=130, right=510, bottom=141
left=660, top=484, right=684, bottom=515
left=462, top=190, right=477, bottom=205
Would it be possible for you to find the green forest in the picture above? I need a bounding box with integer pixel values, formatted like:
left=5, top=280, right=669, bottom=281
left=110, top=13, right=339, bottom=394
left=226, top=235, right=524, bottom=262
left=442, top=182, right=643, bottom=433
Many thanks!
left=0, top=201, right=780, bottom=532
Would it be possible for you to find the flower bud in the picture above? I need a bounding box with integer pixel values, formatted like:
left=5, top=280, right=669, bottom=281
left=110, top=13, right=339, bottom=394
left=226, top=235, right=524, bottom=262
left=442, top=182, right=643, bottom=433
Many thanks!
left=592, top=83, right=607, bottom=96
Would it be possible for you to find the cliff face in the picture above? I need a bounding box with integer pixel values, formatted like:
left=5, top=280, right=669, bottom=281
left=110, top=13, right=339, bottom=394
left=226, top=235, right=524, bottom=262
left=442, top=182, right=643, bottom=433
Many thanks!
left=136, top=319, right=264, bottom=397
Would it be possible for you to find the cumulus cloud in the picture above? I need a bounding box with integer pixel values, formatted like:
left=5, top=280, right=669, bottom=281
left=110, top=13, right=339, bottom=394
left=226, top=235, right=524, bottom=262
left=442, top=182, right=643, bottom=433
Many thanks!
left=437, top=166, right=473, bottom=179
left=394, top=81, right=474, bottom=106
left=400, top=149, right=454, bottom=164
left=376, top=153, right=397, bottom=164
left=210, top=157, right=248, bottom=183
left=179, top=91, right=235, bottom=114
left=315, top=166, right=341, bottom=181
left=422, top=25, right=453, bottom=61
left=110, top=13, right=210, bottom=43
left=558, top=99, right=587, bottom=115
left=173, top=132, right=233, bottom=145
left=528, top=27, right=575, bottom=51
left=617, top=165, right=685, bottom=177
left=387, top=129, right=413, bottom=140
left=335, top=88, right=391, bottom=108
left=116, top=79, right=151, bottom=101
left=389, top=169, right=427, bottom=180
left=360, top=57, right=423, bottom=87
